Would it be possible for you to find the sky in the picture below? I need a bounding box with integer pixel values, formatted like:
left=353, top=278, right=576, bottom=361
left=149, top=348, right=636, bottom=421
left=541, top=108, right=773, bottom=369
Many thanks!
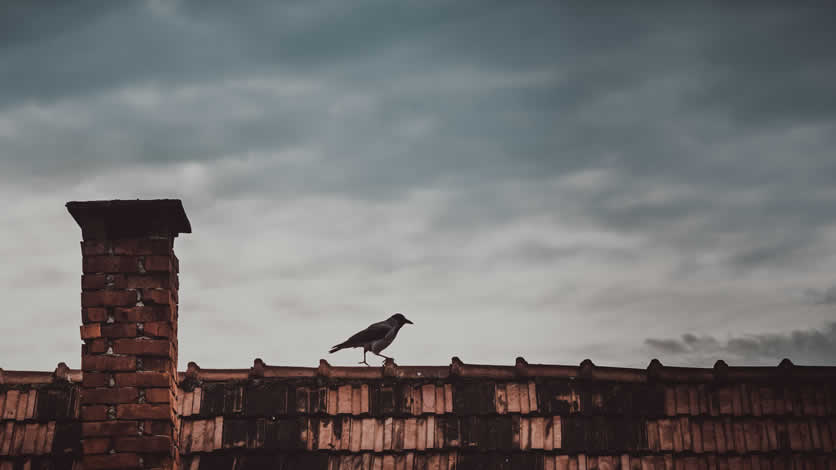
left=1, top=1, right=835, bottom=371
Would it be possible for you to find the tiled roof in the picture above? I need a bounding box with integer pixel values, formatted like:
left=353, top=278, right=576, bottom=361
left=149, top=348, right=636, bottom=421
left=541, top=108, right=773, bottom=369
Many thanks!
left=0, top=364, right=81, bottom=470
left=3, top=358, right=836, bottom=469
left=173, top=358, right=836, bottom=470
left=0, top=358, right=836, bottom=470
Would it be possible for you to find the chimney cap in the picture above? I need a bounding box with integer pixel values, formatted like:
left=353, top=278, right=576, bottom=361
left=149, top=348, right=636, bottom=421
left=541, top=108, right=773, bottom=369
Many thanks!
left=67, top=199, right=192, bottom=240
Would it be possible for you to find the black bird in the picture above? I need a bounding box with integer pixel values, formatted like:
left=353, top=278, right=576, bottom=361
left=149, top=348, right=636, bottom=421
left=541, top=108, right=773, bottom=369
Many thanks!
left=329, top=313, right=414, bottom=366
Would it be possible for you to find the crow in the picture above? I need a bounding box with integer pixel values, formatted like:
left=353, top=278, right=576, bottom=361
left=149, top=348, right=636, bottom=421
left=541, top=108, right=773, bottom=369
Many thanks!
left=329, top=313, right=414, bottom=366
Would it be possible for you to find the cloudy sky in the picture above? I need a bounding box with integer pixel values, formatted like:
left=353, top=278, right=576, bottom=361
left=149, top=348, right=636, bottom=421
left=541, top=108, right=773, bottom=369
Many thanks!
left=2, top=1, right=835, bottom=371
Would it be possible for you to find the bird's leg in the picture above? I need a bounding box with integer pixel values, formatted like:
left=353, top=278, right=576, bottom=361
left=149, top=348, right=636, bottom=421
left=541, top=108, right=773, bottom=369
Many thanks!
left=358, top=349, right=370, bottom=367
left=372, top=351, right=392, bottom=364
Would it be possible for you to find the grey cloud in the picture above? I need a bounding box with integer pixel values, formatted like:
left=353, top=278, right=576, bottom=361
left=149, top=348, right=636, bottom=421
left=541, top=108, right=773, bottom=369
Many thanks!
left=803, top=286, right=836, bottom=305
left=8, top=267, right=74, bottom=288
left=644, top=338, right=687, bottom=354
left=2, top=2, right=836, bottom=370
left=645, top=323, right=836, bottom=366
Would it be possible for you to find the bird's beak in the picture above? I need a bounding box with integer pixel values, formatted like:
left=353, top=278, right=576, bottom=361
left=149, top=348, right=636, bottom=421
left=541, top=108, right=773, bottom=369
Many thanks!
left=405, top=319, right=414, bottom=325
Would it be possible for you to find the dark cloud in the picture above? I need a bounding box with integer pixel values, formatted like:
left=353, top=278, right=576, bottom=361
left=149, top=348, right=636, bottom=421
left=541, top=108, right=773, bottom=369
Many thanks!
left=645, top=323, right=836, bottom=366
left=803, top=286, right=836, bottom=305
left=1, top=2, right=835, bottom=369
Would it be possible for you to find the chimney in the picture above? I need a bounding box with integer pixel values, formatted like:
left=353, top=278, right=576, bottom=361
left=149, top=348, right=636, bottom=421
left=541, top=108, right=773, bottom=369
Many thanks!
left=67, top=200, right=191, bottom=470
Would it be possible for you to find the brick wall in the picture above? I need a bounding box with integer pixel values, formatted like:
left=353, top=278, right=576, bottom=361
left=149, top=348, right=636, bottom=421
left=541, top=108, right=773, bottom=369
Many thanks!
left=70, top=200, right=190, bottom=470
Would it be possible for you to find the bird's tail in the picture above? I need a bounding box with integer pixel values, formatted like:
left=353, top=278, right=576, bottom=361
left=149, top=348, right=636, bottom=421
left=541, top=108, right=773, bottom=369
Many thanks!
left=329, top=343, right=345, bottom=354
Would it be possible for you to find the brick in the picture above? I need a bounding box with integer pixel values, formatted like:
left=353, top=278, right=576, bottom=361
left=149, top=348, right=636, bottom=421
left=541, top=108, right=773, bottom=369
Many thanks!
left=112, top=238, right=170, bottom=256
left=113, top=339, right=170, bottom=356
left=83, top=372, right=111, bottom=388
left=113, top=436, right=171, bottom=453
left=82, top=387, right=139, bottom=405
left=117, top=404, right=170, bottom=420
left=83, top=453, right=141, bottom=469
left=141, top=357, right=173, bottom=373
left=83, top=308, right=109, bottom=323
left=143, top=321, right=172, bottom=338
left=81, top=405, right=110, bottom=421
left=114, top=372, right=171, bottom=388
left=87, top=339, right=109, bottom=354
left=142, top=289, right=171, bottom=305
left=114, top=306, right=171, bottom=322
left=82, top=274, right=109, bottom=289
left=145, top=421, right=172, bottom=436
left=80, top=324, right=102, bottom=339
left=144, top=256, right=172, bottom=272
left=81, top=240, right=109, bottom=256
left=145, top=388, right=172, bottom=404
left=125, top=273, right=172, bottom=289
left=82, top=421, right=140, bottom=437
left=83, top=256, right=142, bottom=274
left=82, top=437, right=112, bottom=455
left=82, top=355, right=136, bottom=372
left=101, top=323, right=137, bottom=338
left=82, top=290, right=137, bottom=307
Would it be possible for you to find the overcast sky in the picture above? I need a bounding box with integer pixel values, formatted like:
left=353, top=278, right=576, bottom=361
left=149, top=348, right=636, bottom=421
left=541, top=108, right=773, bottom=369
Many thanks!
left=1, top=1, right=835, bottom=371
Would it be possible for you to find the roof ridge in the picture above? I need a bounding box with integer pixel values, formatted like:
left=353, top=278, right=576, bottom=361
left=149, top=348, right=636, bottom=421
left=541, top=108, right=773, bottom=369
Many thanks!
left=5, top=357, right=834, bottom=385
left=175, top=357, right=836, bottom=383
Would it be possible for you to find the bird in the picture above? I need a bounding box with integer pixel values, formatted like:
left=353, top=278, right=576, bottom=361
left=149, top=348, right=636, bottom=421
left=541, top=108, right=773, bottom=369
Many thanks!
left=329, top=313, right=414, bottom=366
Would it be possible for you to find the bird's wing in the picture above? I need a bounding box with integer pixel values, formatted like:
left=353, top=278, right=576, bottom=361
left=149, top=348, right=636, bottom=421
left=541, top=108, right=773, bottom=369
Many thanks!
left=339, top=322, right=391, bottom=347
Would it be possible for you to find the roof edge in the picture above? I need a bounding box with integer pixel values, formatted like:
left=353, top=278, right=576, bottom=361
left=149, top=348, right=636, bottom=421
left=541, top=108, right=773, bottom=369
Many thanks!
left=0, top=363, right=82, bottom=385
left=175, top=357, right=836, bottom=383
left=6, top=358, right=834, bottom=385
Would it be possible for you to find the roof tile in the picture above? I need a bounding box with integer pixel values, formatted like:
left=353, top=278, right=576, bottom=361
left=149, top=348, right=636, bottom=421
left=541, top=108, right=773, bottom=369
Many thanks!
left=3, top=391, right=19, bottom=420
left=410, top=386, right=422, bottom=416
left=337, top=385, right=351, bottom=415
left=351, top=386, right=363, bottom=416
left=360, top=385, right=370, bottom=416
left=543, top=415, right=554, bottom=451
left=0, top=422, right=13, bottom=455
left=519, top=382, right=531, bottom=414
left=403, top=418, right=416, bottom=450
left=360, top=418, right=374, bottom=451
left=191, top=388, right=202, bottom=416
left=415, top=417, right=426, bottom=451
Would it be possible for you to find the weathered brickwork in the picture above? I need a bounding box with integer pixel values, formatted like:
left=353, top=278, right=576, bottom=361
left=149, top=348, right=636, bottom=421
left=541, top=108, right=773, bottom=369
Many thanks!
left=70, top=200, right=189, bottom=470
left=1, top=199, right=834, bottom=470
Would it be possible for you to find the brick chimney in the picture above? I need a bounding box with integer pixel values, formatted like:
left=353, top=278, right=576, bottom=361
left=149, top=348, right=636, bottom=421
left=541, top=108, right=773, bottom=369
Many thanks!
left=67, top=200, right=191, bottom=470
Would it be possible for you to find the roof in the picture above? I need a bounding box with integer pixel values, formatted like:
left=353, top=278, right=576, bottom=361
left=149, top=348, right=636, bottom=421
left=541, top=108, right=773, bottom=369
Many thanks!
left=3, top=358, right=836, bottom=469
left=173, top=357, right=836, bottom=469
